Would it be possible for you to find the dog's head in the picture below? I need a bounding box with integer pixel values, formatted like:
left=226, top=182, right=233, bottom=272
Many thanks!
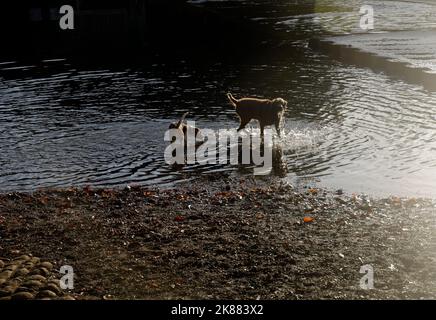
left=169, top=112, right=189, bottom=130
left=169, top=121, right=179, bottom=130
left=271, top=98, right=288, bottom=112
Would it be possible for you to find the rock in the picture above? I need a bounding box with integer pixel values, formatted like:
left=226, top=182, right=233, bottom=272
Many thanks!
left=23, top=262, right=35, bottom=270
left=22, top=280, right=44, bottom=289
left=335, top=197, right=347, bottom=204
left=4, top=264, right=18, bottom=272
left=0, top=286, right=16, bottom=297
left=38, top=267, right=50, bottom=276
left=29, top=257, right=40, bottom=265
left=15, top=286, right=34, bottom=293
left=0, top=260, right=4, bottom=269
left=44, top=283, right=61, bottom=295
left=11, top=292, right=35, bottom=300
left=30, top=266, right=50, bottom=276
left=27, top=275, right=46, bottom=282
left=38, top=262, right=54, bottom=271
left=36, top=290, right=57, bottom=299
left=48, top=279, right=61, bottom=287
left=15, top=268, right=30, bottom=277
left=4, top=279, right=20, bottom=287
left=60, top=295, right=75, bottom=300
left=0, top=270, right=13, bottom=281
left=14, top=255, right=31, bottom=262
left=1, top=282, right=20, bottom=296
left=29, top=269, right=42, bottom=276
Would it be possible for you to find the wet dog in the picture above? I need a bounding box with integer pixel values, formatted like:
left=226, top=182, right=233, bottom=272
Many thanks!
left=168, top=112, right=203, bottom=168
left=227, top=93, right=287, bottom=137
left=168, top=112, right=202, bottom=142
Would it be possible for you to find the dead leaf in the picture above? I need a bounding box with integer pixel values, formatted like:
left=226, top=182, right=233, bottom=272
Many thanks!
left=308, top=188, right=318, bottom=195
left=175, top=216, right=185, bottom=222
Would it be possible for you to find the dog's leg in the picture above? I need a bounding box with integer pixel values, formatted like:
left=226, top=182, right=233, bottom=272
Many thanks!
left=274, top=121, right=281, bottom=138
left=237, top=117, right=250, bottom=132
left=260, top=123, right=265, bottom=137
left=258, top=123, right=266, bottom=146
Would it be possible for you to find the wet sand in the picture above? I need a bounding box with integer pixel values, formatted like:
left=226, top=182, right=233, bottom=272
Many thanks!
left=0, top=175, right=435, bottom=299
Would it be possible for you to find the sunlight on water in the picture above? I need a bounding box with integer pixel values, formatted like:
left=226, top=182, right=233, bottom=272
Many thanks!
left=280, top=127, right=326, bottom=153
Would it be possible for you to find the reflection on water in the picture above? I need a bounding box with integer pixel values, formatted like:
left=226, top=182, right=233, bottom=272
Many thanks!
left=1, top=0, right=436, bottom=197
left=1, top=53, right=435, bottom=197
left=275, top=0, right=436, bottom=35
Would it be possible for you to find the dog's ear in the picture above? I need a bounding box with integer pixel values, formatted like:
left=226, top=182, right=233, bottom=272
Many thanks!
left=172, top=112, right=189, bottom=129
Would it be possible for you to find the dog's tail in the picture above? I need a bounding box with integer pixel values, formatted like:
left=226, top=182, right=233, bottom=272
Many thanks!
left=227, top=92, right=238, bottom=107
left=175, top=112, right=189, bottom=128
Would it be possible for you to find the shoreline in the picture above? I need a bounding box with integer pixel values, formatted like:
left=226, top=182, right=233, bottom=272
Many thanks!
left=0, top=176, right=435, bottom=299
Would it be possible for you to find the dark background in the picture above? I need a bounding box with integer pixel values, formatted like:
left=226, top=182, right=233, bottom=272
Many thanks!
left=0, top=1, right=316, bottom=60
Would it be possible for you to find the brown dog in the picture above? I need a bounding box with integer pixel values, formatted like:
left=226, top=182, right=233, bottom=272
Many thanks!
left=227, top=93, right=287, bottom=137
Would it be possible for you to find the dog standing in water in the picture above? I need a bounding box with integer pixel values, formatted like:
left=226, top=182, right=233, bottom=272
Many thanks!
left=227, top=93, right=287, bottom=137
left=168, top=112, right=202, bottom=142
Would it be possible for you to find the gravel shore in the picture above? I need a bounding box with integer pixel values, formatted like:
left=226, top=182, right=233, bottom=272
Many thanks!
left=0, top=176, right=435, bottom=299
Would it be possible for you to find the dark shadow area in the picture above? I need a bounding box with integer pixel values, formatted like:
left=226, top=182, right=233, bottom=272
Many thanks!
left=0, top=1, right=316, bottom=62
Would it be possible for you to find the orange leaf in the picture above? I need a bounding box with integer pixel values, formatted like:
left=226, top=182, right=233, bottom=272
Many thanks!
left=143, top=191, right=156, bottom=197
left=303, top=217, right=314, bottom=223
left=308, top=188, right=318, bottom=195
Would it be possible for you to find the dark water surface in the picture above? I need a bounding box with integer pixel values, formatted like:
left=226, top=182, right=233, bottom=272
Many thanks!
left=1, top=0, right=436, bottom=197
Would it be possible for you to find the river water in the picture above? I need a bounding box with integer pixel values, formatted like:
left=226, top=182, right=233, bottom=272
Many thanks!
left=1, top=0, right=436, bottom=197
